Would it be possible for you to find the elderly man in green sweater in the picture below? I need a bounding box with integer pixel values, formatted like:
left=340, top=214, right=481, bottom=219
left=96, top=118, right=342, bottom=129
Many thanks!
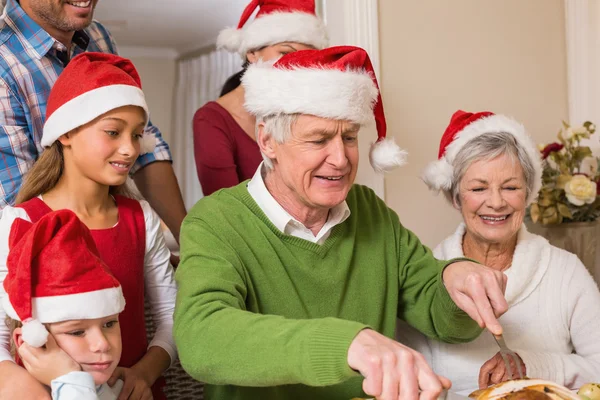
left=174, top=46, right=509, bottom=400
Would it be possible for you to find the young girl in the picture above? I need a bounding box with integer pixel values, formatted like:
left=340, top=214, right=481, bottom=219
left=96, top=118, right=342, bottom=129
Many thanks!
left=5, top=210, right=128, bottom=399
left=0, top=52, right=177, bottom=400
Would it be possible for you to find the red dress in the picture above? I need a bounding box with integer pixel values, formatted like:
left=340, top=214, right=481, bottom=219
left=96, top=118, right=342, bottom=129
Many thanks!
left=193, top=101, right=263, bottom=195
left=18, top=196, right=167, bottom=399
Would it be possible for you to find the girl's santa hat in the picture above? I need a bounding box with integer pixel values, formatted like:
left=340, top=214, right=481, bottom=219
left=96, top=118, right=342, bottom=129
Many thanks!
left=2, top=210, right=126, bottom=348
left=42, top=52, right=155, bottom=154
left=242, top=45, right=407, bottom=172
left=422, top=110, right=542, bottom=204
left=217, top=0, right=328, bottom=57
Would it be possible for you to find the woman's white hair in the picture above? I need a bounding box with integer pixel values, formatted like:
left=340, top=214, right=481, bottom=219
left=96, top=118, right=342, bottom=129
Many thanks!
left=449, top=131, right=536, bottom=206
left=256, top=113, right=299, bottom=169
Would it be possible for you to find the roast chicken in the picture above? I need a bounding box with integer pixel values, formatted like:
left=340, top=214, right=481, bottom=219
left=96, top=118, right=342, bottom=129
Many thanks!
left=469, top=379, right=588, bottom=400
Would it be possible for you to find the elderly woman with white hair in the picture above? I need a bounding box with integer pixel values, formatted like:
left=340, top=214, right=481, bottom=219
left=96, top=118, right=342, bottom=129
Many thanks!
left=398, top=110, right=600, bottom=393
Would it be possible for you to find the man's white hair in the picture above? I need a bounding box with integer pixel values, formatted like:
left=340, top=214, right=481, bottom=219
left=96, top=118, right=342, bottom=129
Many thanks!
left=256, top=113, right=299, bottom=169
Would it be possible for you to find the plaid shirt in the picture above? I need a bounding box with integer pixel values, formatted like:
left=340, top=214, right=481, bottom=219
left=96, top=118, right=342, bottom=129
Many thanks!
left=0, top=0, right=172, bottom=208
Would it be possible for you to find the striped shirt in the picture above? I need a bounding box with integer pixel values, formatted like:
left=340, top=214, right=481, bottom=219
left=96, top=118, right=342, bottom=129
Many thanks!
left=0, top=0, right=172, bottom=208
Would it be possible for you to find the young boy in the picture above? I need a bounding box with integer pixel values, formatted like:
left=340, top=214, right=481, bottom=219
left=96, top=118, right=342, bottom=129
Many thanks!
left=2, top=210, right=126, bottom=399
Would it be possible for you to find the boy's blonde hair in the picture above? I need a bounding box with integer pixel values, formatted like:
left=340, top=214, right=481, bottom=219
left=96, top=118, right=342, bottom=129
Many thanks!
left=6, top=317, right=22, bottom=359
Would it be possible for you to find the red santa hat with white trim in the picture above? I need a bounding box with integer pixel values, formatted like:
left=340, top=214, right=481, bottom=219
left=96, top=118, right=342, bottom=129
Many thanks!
left=242, top=45, right=407, bottom=172
left=217, top=0, right=329, bottom=57
left=42, top=52, right=155, bottom=154
left=422, top=110, right=542, bottom=204
left=2, top=210, right=125, bottom=348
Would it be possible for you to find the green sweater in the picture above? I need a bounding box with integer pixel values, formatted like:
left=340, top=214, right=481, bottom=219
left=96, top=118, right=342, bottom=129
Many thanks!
left=174, top=183, right=482, bottom=400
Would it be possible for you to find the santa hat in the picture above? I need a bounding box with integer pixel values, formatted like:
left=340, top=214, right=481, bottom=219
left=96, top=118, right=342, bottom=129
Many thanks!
left=2, top=210, right=125, bottom=348
left=42, top=52, right=155, bottom=154
left=242, top=45, right=407, bottom=172
left=422, top=110, right=542, bottom=204
left=217, top=0, right=328, bottom=57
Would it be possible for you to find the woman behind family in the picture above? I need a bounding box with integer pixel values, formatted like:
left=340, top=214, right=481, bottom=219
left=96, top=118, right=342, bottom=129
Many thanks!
left=0, top=53, right=177, bottom=400
left=5, top=210, right=128, bottom=399
left=398, top=110, right=600, bottom=392
left=193, top=0, right=329, bottom=195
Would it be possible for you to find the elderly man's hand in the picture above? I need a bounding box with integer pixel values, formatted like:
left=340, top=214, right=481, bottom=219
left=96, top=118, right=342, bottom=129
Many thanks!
left=347, top=329, right=451, bottom=400
left=442, top=261, right=508, bottom=335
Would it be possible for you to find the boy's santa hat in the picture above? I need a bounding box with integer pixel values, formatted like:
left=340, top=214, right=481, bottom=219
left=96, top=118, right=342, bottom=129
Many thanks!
left=217, top=0, right=328, bottom=57
left=242, top=45, right=407, bottom=172
left=2, top=210, right=125, bottom=348
left=422, top=110, right=542, bottom=204
left=42, top=52, right=155, bottom=154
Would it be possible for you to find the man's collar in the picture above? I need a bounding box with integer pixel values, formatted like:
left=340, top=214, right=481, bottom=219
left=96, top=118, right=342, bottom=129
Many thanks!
left=247, top=163, right=293, bottom=233
left=247, top=162, right=351, bottom=234
left=4, top=0, right=90, bottom=59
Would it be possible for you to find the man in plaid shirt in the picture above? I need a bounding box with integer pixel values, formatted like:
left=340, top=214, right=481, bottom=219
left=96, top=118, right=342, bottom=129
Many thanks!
left=0, top=0, right=187, bottom=248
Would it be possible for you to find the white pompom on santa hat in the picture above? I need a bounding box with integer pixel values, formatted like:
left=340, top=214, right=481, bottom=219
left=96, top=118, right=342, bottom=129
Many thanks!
left=42, top=52, right=155, bottom=154
left=242, top=45, right=407, bottom=172
left=217, top=0, right=329, bottom=57
left=2, top=210, right=126, bottom=347
left=422, top=110, right=542, bottom=204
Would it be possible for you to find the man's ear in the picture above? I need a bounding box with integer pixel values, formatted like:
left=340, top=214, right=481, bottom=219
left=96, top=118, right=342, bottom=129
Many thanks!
left=256, top=122, right=277, bottom=160
left=12, top=327, right=23, bottom=348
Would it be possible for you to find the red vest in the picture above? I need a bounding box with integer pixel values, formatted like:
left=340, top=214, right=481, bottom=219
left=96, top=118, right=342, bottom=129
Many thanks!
left=18, top=196, right=166, bottom=399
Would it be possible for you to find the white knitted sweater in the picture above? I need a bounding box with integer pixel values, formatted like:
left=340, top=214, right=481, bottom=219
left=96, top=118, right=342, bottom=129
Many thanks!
left=397, top=223, right=600, bottom=392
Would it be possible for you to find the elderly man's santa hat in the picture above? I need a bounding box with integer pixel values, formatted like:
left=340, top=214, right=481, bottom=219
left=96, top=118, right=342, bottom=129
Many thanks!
left=2, top=210, right=125, bottom=347
left=422, top=110, right=542, bottom=204
left=242, top=45, right=407, bottom=172
left=217, top=0, right=328, bottom=57
left=42, top=52, right=155, bottom=154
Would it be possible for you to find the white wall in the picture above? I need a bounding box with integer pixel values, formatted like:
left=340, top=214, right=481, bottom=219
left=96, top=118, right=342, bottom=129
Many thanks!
left=379, top=0, right=569, bottom=247
left=124, top=55, right=177, bottom=145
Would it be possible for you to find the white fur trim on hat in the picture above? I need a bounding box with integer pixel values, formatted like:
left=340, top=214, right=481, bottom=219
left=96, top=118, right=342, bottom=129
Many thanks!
left=422, top=157, right=454, bottom=191
left=370, top=138, right=408, bottom=173
left=42, top=84, right=149, bottom=147
left=422, top=114, right=542, bottom=205
left=21, top=318, right=49, bottom=348
left=3, top=286, right=126, bottom=325
left=218, top=11, right=329, bottom=57
left=243, top=63, right=378, bottom=124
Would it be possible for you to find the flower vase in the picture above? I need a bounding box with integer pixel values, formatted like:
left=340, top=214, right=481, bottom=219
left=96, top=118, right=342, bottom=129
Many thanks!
left=525, top=220, right=600, bottom=286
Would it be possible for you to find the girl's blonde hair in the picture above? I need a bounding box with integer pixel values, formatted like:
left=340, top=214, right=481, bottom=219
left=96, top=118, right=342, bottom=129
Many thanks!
left=16, top=141, right=137, bottom=205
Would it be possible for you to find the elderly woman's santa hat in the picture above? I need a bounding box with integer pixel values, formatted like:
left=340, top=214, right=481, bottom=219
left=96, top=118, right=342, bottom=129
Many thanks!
left=2, top=210, right=125, bottom=347
left=218, top=0, right=329, bottom=57
left=242, top=45, right=407, bottom=172
left=42, top=52, right=155, bottom=154
left=422, top=110, right=542, bottom=204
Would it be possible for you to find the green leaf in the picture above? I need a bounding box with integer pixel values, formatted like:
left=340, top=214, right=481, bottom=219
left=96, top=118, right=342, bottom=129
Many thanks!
left=556, top=174, right=572, bottom=189
left=542, top=206, right=557, bottom=218
left=537, top=195, right=553, bottom=207
left=572, top=146, right=593, bottom=163
left=562, top=120, right=570, bottom=129
left=557, top=202, right=573, bottom=218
